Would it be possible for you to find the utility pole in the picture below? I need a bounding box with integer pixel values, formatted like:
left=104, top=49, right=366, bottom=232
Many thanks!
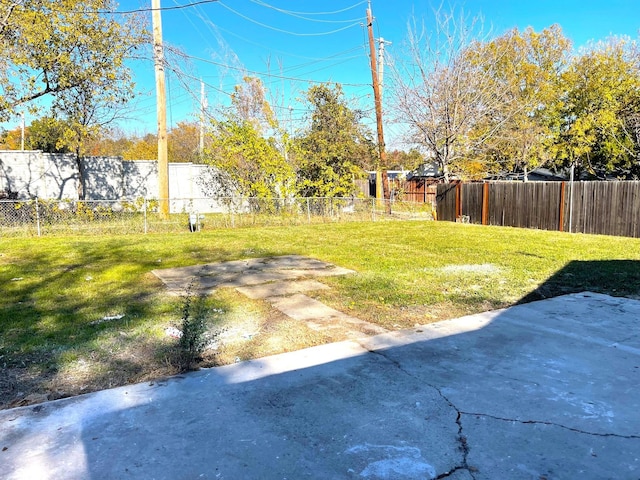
left=367, top=1, right=387, bottom=203
left=152, top=0, right=169, bottom=217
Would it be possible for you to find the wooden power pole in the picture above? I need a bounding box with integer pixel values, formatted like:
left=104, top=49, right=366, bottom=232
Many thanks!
left=367, top=2, right=386, bottom=203
left=152, top=0, right=169, bottom=217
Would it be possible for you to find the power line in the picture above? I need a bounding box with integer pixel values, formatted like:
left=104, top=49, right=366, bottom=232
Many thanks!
left=95, top=0, right=220, bottom=15
left=248, top=0, right=368, bottom=16
left=173, top=0, right=217, bottom=53
left=218, top=2, right=363, bottom=37
left=176, top=52, right=371, bottom=87
left=271, top=47, right=363, bottom=75
left=209, top=23, right=365, bottom=62
left=184, top=4, right=364, bottom=68
left=247, top=0, right=364, bottom=24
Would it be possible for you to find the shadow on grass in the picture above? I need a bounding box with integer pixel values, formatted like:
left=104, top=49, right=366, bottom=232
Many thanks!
left=518, top=259, right=640, bottom=304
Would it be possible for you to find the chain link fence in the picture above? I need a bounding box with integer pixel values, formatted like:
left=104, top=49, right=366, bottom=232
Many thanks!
left=0, top=197, right=435, bottom=237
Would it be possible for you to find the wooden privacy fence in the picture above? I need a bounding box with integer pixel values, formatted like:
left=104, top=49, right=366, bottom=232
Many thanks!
left=395, top=179, right=438, bottom=204
left=436, top=181, right=640, bottom=238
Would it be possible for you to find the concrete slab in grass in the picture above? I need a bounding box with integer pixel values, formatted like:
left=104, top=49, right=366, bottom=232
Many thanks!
left=236, top=279, right=330, bottom=300
left=270, top=293, right=388, bottom=338
left=152, top=255, right=355, bottom=295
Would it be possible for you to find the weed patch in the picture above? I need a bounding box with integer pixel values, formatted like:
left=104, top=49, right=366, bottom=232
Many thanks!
left=173, top=277, right=223, bottom=371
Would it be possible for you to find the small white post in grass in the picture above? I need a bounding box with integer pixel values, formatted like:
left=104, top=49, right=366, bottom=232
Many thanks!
left=307, top=197, right=311, bottom=224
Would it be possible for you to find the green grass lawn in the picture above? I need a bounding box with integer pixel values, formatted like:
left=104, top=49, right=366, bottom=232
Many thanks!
left=1, top=220, right=640, bottom=407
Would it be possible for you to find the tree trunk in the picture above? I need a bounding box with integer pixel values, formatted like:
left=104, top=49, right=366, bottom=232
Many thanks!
left=442, top=163, right=451, bottom=183
left=75, top=150, right=86, bottom=200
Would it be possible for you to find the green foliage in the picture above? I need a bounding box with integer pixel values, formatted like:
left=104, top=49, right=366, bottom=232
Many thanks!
left=202, top=77, right=295, bottom=201
left=0, top=0, right=145, bottom=121
left=392, top=11, right=640, bottom=181
left=386, top=149, right=425, bottom=171
left=205, top=119, right=294, bottom=200
left=1, top=0, right=145, bottom=200
left=466, top=25, right=571, bottom=177
left=27, top=116, right=72, bottom=153
left=295, top=84, right=373, bottom=197
left=556, top=37, right=640, bottom=178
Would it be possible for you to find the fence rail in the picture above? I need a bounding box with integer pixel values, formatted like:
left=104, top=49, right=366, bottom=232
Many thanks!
left=0, top=197, right=434, bottom=237
left=437, top=181, right=640, bottom=238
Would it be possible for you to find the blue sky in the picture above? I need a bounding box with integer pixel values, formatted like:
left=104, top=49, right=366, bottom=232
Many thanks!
left=7, top=0, right=640, bottom=144
left=122, top=0, right=639, bottom=142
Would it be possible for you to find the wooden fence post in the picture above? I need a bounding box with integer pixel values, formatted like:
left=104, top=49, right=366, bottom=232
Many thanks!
left=455, top=182, right=462, bottom=219
left=482, top=182, right=489, bottom=225
left=558, top=182, right=566, bottom=232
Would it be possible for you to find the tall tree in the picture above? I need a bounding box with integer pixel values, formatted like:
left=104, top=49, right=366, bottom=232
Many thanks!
left=295, top=83, right=373, bottom=197
left=558, top=37, right=640, bottom=178
left=231, top=76, right=277, bottom=131
left=388, top=9, right=507, bottom=182
left=1, top=0, right=145, bottom=198
left=0, top=0, right=145, bottom=120
left=468, top=25, right=571, bottom=178
left=27, top=116, right=71, bottom=153
left=168, top=121, right=201, bottom=163
left=54, top=74, right=137, bottom=198
left=202, top=77, right=295, bottom=200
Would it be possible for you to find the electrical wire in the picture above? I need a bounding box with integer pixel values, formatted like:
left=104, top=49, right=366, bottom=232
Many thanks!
left=218, top=2, right=362, bottom=37
left=209, top=23, right=365, bottom=62
left=173, top=0, right=217, bottom=55
left=96, top=0, right=220, bottom=15
left=270, top=48, right=363, bottom=75
left=249, top=0, right=368, bottom=16
left=247, top=0, right=363, bottom=24
left=87, top=1, right=379, bottom=132
left=174, top=51, right=371, bottom=87
left=185, top=3, right=365, bottom=68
